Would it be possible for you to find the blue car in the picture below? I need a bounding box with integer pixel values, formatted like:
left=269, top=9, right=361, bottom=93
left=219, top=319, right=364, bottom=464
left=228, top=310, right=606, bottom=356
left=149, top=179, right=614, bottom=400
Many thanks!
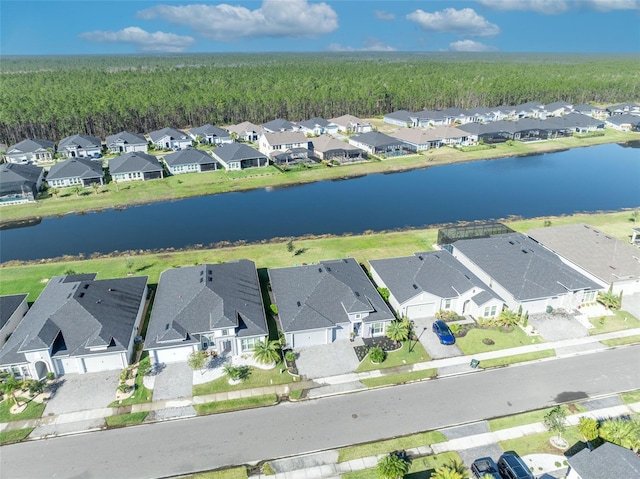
left=432, top=320, right=455, bottom=345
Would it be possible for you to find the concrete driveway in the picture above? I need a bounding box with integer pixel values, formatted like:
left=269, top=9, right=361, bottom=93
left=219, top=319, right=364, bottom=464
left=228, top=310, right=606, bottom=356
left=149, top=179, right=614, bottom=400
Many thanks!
left=44, top=370, right=120, bottom=415
left=621, top=293, right=640, bottom=319
left=295, top=340, right=360, bottom=379
left=528, top=311, right=589, bottom=342
left=411, top=316, right=464, bottom=359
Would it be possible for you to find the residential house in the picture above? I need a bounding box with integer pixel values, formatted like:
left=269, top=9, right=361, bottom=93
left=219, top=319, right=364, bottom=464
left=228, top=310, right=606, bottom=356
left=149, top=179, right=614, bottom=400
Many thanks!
left=262, top=118, right=297, bottom=133
left=269, top=258, right=395, bottom=348
left=383, top=110, right=414, bottom=127
left=571, top=104, right=607, bottom=119
left=390, top=128, right=443, bottom=151
left=329, top=114, right=373, bottom=134
left=148, top=127, right=192, bottom=151
left=449, top=232, right=603, bottom=314
left=109, top=152, right=164, bottom=182
left=106, top=131, right=148, bottom=154
left=226, top=121, right=264, bottom=142
left=0, top=294, right=28, bottom=348
left=296, top=117, right=338, bottom=136
left=258, top=131, right=311, bottom=164
left=310, top=134, right=366, bottom=163
left=514, top=101, right=544, bottom=118
left=540, top=101, right=573, bottom=118
left=189, top=124, right=234, bottom=146
left=489, top=106, right=518, bottom=121
left=605, top=114, right=640, bottom=131
left=606, top=102, right=640, bottom=116
left=349, top=131, right=408, bottom=157
left=556, top=113, right=605, bottom=133
left=58, top=134, right=102, bottom=159
left=565, top=442, right=640, bottom=479
left=163, top=148, right=220, bottom=175
left=369, top=251, right=504, bottom=321
left=145, top=261, right=268, bottom=365
left=0, top=273, right=148, bottom=378
left=210, top=143, right=268, bottom=170
left=528, top=224, right=640, bottom=295
left=46, top=157, right=105, bottom=188
left=5, top=139, right=55, bottom=164
left=465, top=107, right=495, bottom=123
left=0, top=162, right=44, bottom=205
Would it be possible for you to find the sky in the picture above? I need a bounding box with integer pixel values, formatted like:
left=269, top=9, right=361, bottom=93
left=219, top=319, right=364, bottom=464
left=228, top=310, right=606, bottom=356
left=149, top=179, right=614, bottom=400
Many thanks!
left=1, top=0, right=640, bottom=55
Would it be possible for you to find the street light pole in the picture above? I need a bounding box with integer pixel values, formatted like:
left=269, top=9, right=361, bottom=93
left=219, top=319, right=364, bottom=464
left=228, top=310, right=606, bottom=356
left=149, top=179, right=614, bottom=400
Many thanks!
left=409, top=327, right=427, bottom=353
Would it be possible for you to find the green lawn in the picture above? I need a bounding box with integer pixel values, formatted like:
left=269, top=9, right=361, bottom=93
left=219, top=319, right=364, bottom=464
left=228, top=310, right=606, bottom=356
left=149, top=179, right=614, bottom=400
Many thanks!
left=108, top=355, right=153, bottom=407
left=360, top=369, right=437, bottom=388
left=0, top=428, right=34, bottom=445
left=356, top=341, right=431, bottom=372
left=601, top=335, right=640, bottom=347
left=193, top=394, right=277, bottom=415
left=488, top=404, right=585, bottom=432
left=192, top=364, right=293, bottom=396
left=105, top=412, right=148, bottom=427
left=187, top=467, right=248, bottom=479
left=477, top=350, right=555, bottom=369
left=621, top=390, right=640, bottom=404
left=588, top=310, right=640, bottom=335
left=499, top=426, right=584, bottom=458
left=338, top=431, right=447, bottom=462
left=0, top=397, right=46, bottom=422
left=455, top=326, right=544, bottom=355
left=342, top=451, right=465, bottom=479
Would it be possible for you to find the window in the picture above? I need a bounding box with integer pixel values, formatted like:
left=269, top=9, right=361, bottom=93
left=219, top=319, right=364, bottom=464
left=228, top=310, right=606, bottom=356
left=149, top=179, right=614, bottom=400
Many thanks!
left=240, top=337, right=258, bottom=352
left=483, top=305, right=497, bottom=317
left=221, top=329, right=229, bottom=336
left=443, top=299, right=452, bottom=309
left=370, top=322, right=384, bottom=336
left=581, top=290, right=597, bottom=304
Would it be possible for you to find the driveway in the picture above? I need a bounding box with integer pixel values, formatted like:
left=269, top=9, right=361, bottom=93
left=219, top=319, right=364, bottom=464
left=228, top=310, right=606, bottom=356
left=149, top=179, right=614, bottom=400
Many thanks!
left=528, top=311, right=589, bottom=342
left=44, top=370, right=120, bottom=415
left=152, top=362, right=193, bottom=400
left=411, top=316, right=464, bottom=359
left=621, top=293, right=640, bottom=319
left=295, top=340, right=360, bottom=379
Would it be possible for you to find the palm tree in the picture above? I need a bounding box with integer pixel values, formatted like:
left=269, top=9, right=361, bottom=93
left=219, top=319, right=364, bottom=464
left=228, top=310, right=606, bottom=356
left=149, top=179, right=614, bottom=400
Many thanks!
left=72, top=185, right=81, bottom=197
left=597, top=289, right=621, bottom=310
left=599, top=418, right=640, bottom=452
left=385, top=320, right=409, bottom=345
left=2, top=375, right=23, bottom=407
left=498, top=308, right=521, bottom=328
left=49, top=187, right=59, bottom=199
left=92, top=182, right=100, bottom=195
left=376, top=452, right=409, bottom=479
left=252, top=339, right=281, bottom=365
left=430, top=467, right=464, bottom=479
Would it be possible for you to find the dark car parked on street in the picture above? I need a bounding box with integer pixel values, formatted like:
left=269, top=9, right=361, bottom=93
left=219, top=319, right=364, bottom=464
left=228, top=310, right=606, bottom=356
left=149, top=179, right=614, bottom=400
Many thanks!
left=432, top=320, right=455, bottom=345
left=471, top=457, right=501, bottom=479
left=497, top=452, right=535, bottom=479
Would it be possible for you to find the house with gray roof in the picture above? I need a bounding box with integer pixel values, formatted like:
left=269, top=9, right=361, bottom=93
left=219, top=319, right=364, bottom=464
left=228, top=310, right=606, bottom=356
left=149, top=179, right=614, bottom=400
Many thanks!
left=188, top=124, right=233, bottom=146
left=296, top=117, right=338, bottom=136
left=258, top=131, right=310, bottom=156
left=226, top=121, right=264, bottom=142
left=514, top=101, right=544, bottom=118
left=145, top=261, right=268, bottom=365
left=0, top=162, right=44, bottom=205
left=106, top=131, right=148, bottom=154
left=310, top=134, right=366, bottom=163
left=449, top=233, right=603, bottom=314
left=605, top=113, right=640, bottom=131
left=163, top=148, right=220, bottom=175
left=6, top=139, right=55, bottom=164
left=528, top=223, right=640, bottom=295
left=349, top=131, right=408, bottom=157
left=329, top=114, right=372, bottom=134
left=269, top=258, right=395, bottom=348
left=540, top=101, right=573, bottom=118
left=148, top=127, right=192, bottom=151
left=383, top=110, right=415, bottom=127
left=0, top=274, right=148, bottom=378
left=566, top=442, right=640, bottom=479
left=0, top=294, right=28, bottom=349
left=370, top=251, right=504, bottom=321
left=109, top=152, right=164, bottom=182
left=389, top=128, right=444, bottom=151
left=210, top=143, right=268, bottom=170
left=46, top=157, right=105, bottom=188
left=58, top=134, right=102, bottom=159
left=262, top=118, right=297, bottom=133
left=606, top=102, right=640, bottom=116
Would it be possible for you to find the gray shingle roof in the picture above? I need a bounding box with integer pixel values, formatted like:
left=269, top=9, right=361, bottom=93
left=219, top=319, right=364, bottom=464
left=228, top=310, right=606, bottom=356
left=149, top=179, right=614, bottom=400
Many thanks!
left=189, top=124, right=229, bottom=138
left=263, top=118, right=296, bottom=132
left=210, top=143, right=266, bottom=163
left=567, top=442, right=640, bottom=479
left=109, top=152, right=163, bottom=174
left=0, top=274, right=147, bottom=366
left=47, top=157, right=104, bottom=181
left=383, top=110, right=414, bottom=122
left=311, top=134, right=362, bottom=153
left=351, top=131, right=404, bottom=148
left=0, top=294, right=28, bottom=329
left=105, top=131, right=147, bottom=146
left=226, top=121, right=264, bottom=136
left=163, top=148, right=217, bottom=167
left=58, top=134, right=102, bottom=150
left=0, top=163, right=43, bottom=197
left=606, top=114, right=640, bottom=126
left=297, top=117, right=331, bottom=129
left=146, top=261, right=267, bottom=349
left=262, top=131, right=309, bottom=146
left=453, top=233, right=601, bottom=301
left=8, top=138, right=55, bottom=153
left=148, top=127, right=189, bottom=142
left=269, top=258, right=395, bottom=334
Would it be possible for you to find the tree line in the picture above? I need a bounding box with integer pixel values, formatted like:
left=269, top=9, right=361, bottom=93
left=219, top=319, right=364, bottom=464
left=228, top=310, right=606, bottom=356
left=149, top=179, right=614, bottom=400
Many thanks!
left=0, top=52, right=638, bottom=145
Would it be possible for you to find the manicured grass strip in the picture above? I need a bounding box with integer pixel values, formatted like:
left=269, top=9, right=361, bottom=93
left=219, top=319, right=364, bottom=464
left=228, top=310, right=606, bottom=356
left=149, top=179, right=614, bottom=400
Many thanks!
left=192, top=365, right=292, bottom=396
left=105, top=412, right=148, bottom=427
left=499, top=426, right=584, bottom=458
left=488, top=404, right=585, bottom=432
left=0, top=398, right=46, bottom=422
left=108, top=355, right=153, bottom=407
left=289, top=389, right=304, bottom=400
left=455, top=327, right=544, bottom=355
left=356, top=341, right=431, bottom=372
left=478, top=350, right=555, bottom=369
left=360, top=369, right=436, bottom=388
left=338, top=430, right=447, bottom=462
left=0, top=428, right=34, bottom=445
left=342, top=451, right=464, bottom=479
left=588, top=310, right=640, bottom=335
left=601, top=335, right=640, bottom=347
left=188, top=467, right=249, bottom=479
left=621, top=390, right=640, bottom=404
left=194, top=394, right=277, bottom=415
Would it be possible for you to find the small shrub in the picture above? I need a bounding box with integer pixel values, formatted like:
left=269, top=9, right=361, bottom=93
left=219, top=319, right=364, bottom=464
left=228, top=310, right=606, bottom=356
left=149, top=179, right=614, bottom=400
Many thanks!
left=369, top=347, right=386, bottom=364
left=285, top=350, right=296, bottom=363
left=270, top=304, right=278, bottom=315
left=449, top=323, right=461, bottom=335
left=45, top=372, right=55, bottom=381
left=435, top=310, right=464, bottom=322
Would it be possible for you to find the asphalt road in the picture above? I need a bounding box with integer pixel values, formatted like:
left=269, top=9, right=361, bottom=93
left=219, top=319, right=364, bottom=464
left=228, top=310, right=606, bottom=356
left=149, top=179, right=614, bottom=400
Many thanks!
left=2, top=345, right=639, bottom=479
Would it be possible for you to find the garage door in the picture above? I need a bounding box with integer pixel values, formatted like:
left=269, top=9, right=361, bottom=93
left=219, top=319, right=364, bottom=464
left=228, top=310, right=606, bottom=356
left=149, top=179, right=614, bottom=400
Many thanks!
left=82, top=354, right=124, bottom=373
left=152, top=346, right=194, bottom=364
left=292, top=329, right=328, bottom=348
left=406, top=302, right=436, bottom=319
left=55, top=357, right=79, bottom=375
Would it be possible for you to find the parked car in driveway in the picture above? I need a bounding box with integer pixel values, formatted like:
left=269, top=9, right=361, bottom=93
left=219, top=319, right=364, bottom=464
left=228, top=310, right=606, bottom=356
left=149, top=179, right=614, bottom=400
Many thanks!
left=432, top=320, right=455, bottom=345
left=497, top=452, right=535, bottom=479
left=470, top=457, right=501, bottom=479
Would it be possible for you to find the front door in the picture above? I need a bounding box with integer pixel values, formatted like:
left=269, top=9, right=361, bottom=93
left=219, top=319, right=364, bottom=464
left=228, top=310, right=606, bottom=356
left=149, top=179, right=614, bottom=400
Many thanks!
left=353, top=322, right=362, bottom=337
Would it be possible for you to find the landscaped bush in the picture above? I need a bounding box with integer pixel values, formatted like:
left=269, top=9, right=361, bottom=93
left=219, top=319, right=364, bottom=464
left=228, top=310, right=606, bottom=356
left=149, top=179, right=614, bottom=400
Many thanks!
left=435, top=310, right=464, bottom=322
left=369, top=347, right=386, bottom=364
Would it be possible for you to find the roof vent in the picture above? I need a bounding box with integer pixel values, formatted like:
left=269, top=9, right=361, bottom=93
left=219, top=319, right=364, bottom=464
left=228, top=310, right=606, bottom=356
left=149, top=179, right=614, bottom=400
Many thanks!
left=296, top=301, right=301, bottom=307
left=318, top=267, right=323, bottom=273
left=509, top=241, right=515, bottom=245
left=417, top=255, right=423, bottom=260
left=355, top=292, right=360, bottom=297
left=412, top=284, right=418, bottom=289
left=79, top=292, right=85, bottom=298
left=522, top=249, right=528, bottom=254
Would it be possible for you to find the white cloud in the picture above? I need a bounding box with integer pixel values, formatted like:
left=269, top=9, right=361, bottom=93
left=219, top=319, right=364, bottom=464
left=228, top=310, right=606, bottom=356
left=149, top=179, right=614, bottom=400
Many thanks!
left=79, top=27, right=195, bottom=52
left=328, top=38, right=396, bottom=52
left=449, top=39, right=497, bottom=52
left=138, top=0, right=338, bottom=41
left=477, top=0, right=570, bottom=14
left=407, top=8, right=500, bottom=37
left=375, top=10, right=396, bottom=21
left=581, top=0, right=640, bottom=11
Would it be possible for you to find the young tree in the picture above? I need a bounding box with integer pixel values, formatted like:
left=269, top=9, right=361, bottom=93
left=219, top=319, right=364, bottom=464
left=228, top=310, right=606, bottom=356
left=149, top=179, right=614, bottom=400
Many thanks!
left=578, top=417, right=600, bottom=448
left=376, top=451, right=410, bottom=479
left=252, top=339, right=281, bottom=365
left=92, top=182, right=100, bottom=195
left=2, top=375, right=23, bottom=407
left=544, top=405, right=567, bottom=442
left=286, top=238, right=294, bottom=254
left=49, top=187, right=59, bottom=199
left=187, top=350, right=208, bottom=374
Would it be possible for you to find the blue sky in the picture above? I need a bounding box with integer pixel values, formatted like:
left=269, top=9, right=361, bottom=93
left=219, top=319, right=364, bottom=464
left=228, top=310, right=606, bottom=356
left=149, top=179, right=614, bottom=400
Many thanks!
left=2, top=0, right=640, bottom=55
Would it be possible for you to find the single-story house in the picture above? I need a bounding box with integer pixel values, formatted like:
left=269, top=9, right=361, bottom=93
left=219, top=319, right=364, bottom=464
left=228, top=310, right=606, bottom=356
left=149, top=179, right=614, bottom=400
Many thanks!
left=210, top=143, right=268, bottom=170
left=46, top=157, right=105, bottom=188
left=189, top=124, right=233, bottom=146
left=540, top=101, right=573, bottom=118
left=465, top=106, right=497, bottom=123
left=349, top=131, right=408, bottom=157
left=270, top=148, right=314, bottom=166
left=606, top=102, right=640, bottom=116
left=556, top=113, right=605, bottom=133
left=269, top=258, right=396, bottom=348
left=514, top=101, right=544, bottom=118
left=0, top=273, right=148, bottom=378
left=163, top=148, right=220, bottom=174
left=329, top=114, right=372, bottom=134
left=106, top=131, right=148, bottom=154
left=296, top=117, right=338, bottom=136
left=369, top=251, right=504, bottom=321
left=5, top=139, right=55, bottom=164
left=310, top=134, right=366, bottom=163
left=262, top=118, right=298, bottom=133
left=109, top=152, right=164, bottom=182
left=0, top=162, right=44, bottom=205
left=489, top=106, right=518, bottom=121
left=258, top=131, right=310, bottom=156
left=571, top=104, right=607, bottom=118
left=58, top=134, right=102, bottom=159
left=389, top=128, right=443, bottom=151
left=566, top=442, right=640, bottom=479
left=145, top=261, right=268, bottom=365
left=605, top=114, right=640, bottom=132
left=148, top=127, right=192, bottom=151
left=225, top=121, right=264, bottom=142
left=449, top=232, right=603, bottom=314
left=0, top=294, right=28, bottom=348
left=383, top=110, right=414, bottom=127
left=527, top=224, right=640, bottom=295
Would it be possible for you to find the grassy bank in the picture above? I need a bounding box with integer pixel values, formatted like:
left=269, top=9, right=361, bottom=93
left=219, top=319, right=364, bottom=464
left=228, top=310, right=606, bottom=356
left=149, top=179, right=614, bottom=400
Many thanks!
left=1, top=129, right=637, bottom=224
